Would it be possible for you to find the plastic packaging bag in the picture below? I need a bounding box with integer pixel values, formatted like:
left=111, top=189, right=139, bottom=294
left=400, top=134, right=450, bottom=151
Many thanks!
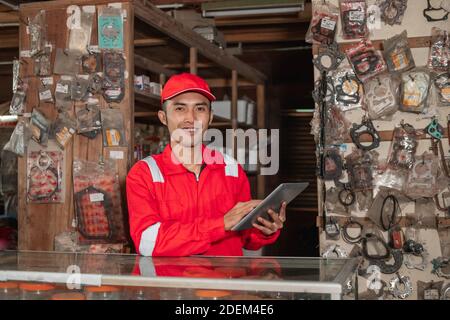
left=325, top=105, right=352, bottom=145
left=367, top=188, right=409, bottom=230
left=98, top=6, right=124, bottom=50
left=387, top=122, right=418, bottom=170
left=30, top=109, right=50, bottom=146
left=383, top=31, right=415, bottom=74
left=73, top=159, right=127, bottom=244
left=332, top=65, right=364, bottom=111
left=339, top=0, right=368, bottom=40
left=3, top=117, right=30, bottom=157
left=34, top=46, right=52, bottom=77
left=306, top=0, right=339, bottom=45
left=55, top=77, right=73, bottom=111
left=53, top=112, right=77, bottom=149
left=10, top=90, right=27, bottom=116
left=53, top=48, right=82, bottom=76
left=67, top=5, right=95, bottom=55
left=38, top=81, right=54, bottom=104
left=102, top=51, right=125, bottom=103
left=26, top=140, right=65, bottom=203
left=345, top=148, right=379, bottom=191
left=428, top=27, right=449, bottom=72
left=400, top=68, right=431, bottom=114
left=404, top=151, right=446, bottom=199
left=433, top=71, right=450, bottom=107
left=29, top=10, right=47, bottom=57
left=101, top=108, right=125, bottom=147
left=414, top=198, right=438, bottom=229
left=346, top=39, right=387, bottom=83
left=70, top=75, right=90, bottom=101
left=365, top=74, right=399, bottom=120
left=76, top=102, right=102, bottom=139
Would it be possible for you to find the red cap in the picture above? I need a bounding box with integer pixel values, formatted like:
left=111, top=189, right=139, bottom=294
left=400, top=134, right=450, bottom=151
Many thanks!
left=161, top=73, right=216, bottom=104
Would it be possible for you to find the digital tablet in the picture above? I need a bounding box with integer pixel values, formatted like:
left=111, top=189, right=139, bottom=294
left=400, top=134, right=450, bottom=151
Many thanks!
left=231, top=182, right=309, bottom=232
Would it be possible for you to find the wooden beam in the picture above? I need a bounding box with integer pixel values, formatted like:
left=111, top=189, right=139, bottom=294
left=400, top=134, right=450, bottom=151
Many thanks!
left=163, top=62, right=215, bottom=69
left=134, top=38, right=168, bottom=47
left=134, top=0, right=266, bottom=84
left=0, top=12, right=19, bottom=24
left=190, top=47, right=197, bottom=75
left=134, top=54, right=176, bottom=76
left=0, top=33, right=18, bottom=48
left=19, top=0, right=129, bottom=10
left=223, top=26, right=306, bottom=43
left=206, top=78, right=255, bottom=88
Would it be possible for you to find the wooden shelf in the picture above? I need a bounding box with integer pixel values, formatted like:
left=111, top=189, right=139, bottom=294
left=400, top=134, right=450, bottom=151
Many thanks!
left=134, top=90, right=161, bottom=108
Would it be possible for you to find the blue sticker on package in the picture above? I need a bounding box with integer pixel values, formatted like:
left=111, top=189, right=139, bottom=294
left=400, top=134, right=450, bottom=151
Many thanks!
left=98, top=15, right=123, bottom=49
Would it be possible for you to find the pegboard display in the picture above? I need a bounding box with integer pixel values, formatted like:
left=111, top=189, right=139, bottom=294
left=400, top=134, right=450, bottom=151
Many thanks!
left=310, top=0, right=450, bottom=300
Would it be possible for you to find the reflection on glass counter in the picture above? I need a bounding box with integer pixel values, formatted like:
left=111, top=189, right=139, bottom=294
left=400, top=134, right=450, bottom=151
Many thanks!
left=0, top=251, right=361, bottom=300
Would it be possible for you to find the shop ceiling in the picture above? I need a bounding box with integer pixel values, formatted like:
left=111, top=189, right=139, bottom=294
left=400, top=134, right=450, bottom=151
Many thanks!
left=0, top=0, right=312, bottom=104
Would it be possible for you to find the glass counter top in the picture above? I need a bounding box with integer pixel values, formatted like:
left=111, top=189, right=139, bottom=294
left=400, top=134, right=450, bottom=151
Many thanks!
left=0, top=251, right=361, bottom=298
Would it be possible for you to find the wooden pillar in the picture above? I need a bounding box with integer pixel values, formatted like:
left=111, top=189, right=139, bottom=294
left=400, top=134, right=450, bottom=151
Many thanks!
left=189, top=47, right=197, bottom=75
left=257, top=84, right=265, bottom=199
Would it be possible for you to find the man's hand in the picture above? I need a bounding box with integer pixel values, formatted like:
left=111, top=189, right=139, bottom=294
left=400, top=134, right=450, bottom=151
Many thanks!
left=224, top=200, right=262, bottom=231
left=252, top=202, right=287, bottom=236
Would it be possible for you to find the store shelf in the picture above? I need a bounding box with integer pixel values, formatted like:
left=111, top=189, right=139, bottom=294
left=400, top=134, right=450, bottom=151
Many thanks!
left=134, top=90, right=161, bottom=108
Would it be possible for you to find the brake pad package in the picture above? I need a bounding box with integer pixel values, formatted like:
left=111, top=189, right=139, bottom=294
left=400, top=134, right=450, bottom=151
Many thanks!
left=306, top=0, right=339, bottom=45
left=101, top=108, right=125, bottom=147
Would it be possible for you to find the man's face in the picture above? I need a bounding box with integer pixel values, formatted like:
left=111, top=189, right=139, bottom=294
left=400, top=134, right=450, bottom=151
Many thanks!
left=158, top=92, right=213, bottom=147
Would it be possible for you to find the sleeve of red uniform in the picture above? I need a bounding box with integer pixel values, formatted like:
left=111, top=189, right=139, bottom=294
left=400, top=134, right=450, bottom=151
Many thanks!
left=126, top=162, right=227, bottom=257
left=235, top=165, right=280, bottom=250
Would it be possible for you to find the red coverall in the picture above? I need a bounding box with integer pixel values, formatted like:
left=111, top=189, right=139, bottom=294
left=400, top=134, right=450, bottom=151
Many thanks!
left=126, top=144, right=280, bottom=256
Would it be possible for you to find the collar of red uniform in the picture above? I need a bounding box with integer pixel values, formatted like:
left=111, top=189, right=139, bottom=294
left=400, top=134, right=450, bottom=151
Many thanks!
left=161, top=143, right=225, bottom=175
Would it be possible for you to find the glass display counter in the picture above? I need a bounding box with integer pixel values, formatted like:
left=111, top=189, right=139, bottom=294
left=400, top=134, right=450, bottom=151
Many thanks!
left=0, top=251, right=361, bottom=300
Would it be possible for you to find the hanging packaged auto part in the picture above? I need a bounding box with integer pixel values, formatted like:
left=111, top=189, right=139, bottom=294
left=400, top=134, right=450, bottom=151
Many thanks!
left=376, top=0, right=408, bottom=25
left=322, top=147, right=344, bottom=181
left=70, top=75, right=90, bottom=101
left=383, top=31, right=415, bottom=74
left=38, top=79, right=54, bottom=104
left=306, top=0, right=339, bottom=45
left=404, top=151, right=445, bottom=199
left=55, top=77, right=72, bottom=111
left=53, top=48, right=82, bottom=76
left=432, top=71, right=450, bottom=107
left=367, top=188, right=407, bottom=231
left=325, top=105, right=351, bottom=145
left=26, top=140, right=65, bottom=203
left=350, top=117, right=380, bottom=151
left=418, top=281, right=443, bottom=300
left=365, top=74, right=399, bottom=120
left=98, top=6, right=124, bottom=50
left=30, top=109, right=50, bottom=146
left=3, top=117, right=31, bottom=157
left=423, top=0, right=450, bottom=22
left=332, top=65, right=364, bottom=111
left=339, top=0, right=368, bottom=40
left=73, top=159, right=126, bottom=244
left=34, top=46, right=52, bottom=77
left=76, top=101, right=102, bottom=139
left=88, top=73, right=103, bottom=95
left=102, top=51, right=125, bottom=103
left=400, top=68, right=431, bottom=113
left=101, top=108, right=125, bottom=147
left=387, top=122, right=418, bottom=170
left=82, top=51, right=101, bottom=74
left=67, top=5, right=95, bottom=55
left=29, top=10, right=47, bottom=57
left=10, top=61, right=27, bottom=115
left=345, top=39, right=387, bottom=83
left=428, top=27, right=449, bottom=72
left=313, top=43, right=345, bottom=74
left=345, top=148, right=378, bottom=191
left=53, top=112, right=77, bottom=149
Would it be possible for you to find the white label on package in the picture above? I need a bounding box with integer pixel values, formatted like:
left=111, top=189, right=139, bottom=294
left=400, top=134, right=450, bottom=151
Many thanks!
left=321, top=18, right=336, bottom=31
left=78, top=74, right=90, bottom=80
left=56, top=83, right=69, bottom=94
left=39, top=90, right=52, bottom=101
left=26, top=26, right=30, bottom=35
left=349, top=10, right=365, bottom=22
left=110, top=150, right=124, bottom=160
left=108, top=2, right=122, bottom=9
left=61, top=75, right=73, bottom=81
left=82, top=5, right=96, bottom=13
left=88, top=45, right=100, bottom=53
left=41, top=77, right=53, bottom=86
left=20, top=50, right=31, bottom=58
left=90, top=193, right=104, bottom=202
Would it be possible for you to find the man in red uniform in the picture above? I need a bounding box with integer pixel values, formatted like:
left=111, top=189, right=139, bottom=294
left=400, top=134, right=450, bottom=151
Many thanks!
left=126, top=73, right=286, bottom=256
